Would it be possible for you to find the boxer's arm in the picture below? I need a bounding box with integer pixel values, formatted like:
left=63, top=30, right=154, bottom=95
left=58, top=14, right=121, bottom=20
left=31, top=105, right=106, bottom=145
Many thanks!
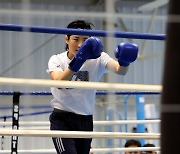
left=106, top=59, right=129, bottom=75
left=50, top=68, right=74, bottom=80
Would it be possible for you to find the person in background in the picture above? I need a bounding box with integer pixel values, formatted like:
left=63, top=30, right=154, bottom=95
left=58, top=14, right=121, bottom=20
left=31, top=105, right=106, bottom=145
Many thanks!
left=142, top=143, right=157, bottom=154
left=124, top=139, right=142, bottom=154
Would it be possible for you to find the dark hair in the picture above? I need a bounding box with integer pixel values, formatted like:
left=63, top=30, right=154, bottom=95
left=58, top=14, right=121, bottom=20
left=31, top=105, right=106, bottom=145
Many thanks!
left=143, top=143, right=156, bottom=153
left=67, top=20, right=93, bottom=29
left=65, top=20, right=94, bottom=50
left=125, top=139, right=141, bottom=148
left=143, top=143, right=155, bottom=148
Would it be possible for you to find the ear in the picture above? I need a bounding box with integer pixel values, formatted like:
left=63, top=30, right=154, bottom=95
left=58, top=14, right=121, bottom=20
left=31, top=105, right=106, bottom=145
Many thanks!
left=65, top=35, right=69, bottom=44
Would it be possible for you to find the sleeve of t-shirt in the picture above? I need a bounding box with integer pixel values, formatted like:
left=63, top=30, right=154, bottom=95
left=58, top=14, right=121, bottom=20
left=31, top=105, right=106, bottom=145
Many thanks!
left=46, top=55, right=63, bottom=73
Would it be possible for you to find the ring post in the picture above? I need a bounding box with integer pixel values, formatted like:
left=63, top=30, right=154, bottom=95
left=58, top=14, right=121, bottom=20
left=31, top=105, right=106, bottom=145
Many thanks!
left=11, top=92, right=20, bottom=154
left=136, top=95, right=145, bottom=145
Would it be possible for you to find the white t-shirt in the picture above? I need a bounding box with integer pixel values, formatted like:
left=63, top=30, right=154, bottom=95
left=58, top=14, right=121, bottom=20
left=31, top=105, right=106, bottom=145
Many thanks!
left=47, top=51, right=113, bottom=115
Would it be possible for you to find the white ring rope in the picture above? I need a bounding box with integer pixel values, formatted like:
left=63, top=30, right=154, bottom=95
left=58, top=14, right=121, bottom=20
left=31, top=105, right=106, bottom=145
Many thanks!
left=0, top=8, right=166, bottom=20
left=0, top=77, right=162, bottom=92
left=0, top=129, right=160, bottom=139
left=2, top=127, right=49, bottom=130
left=0, top=147, right=160, bottom=153
left=1, top=120, right=160, bottom=126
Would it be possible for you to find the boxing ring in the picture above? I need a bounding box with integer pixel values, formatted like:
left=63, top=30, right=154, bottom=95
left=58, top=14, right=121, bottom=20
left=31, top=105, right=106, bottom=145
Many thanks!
left=0, top=91, right=161, bottom=153
left=0, top=23, right=164, bottom=154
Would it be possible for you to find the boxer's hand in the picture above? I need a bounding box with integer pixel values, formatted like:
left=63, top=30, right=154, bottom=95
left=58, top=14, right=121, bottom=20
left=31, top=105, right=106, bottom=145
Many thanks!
left=114, top=42, right=138, bottom=67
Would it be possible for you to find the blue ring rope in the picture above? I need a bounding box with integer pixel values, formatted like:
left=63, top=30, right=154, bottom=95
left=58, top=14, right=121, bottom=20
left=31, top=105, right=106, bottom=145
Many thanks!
left=0, top=24, right=165, bottom=40
left=0, top=113, right=159, bottom=120
left=0, top=91, right=161, bottom=96
left=0, top=91, right=160, bottom=118
left=0, top=110, right=52, bottom=119
left=0, top=105, right=51, bottom=110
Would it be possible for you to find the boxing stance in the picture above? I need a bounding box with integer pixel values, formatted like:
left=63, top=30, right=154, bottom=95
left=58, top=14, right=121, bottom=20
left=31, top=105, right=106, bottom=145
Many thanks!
left=47, top=20, right=138, bottom=154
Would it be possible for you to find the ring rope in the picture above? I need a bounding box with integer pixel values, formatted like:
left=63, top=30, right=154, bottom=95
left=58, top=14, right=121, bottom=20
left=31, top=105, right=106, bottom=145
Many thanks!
left=0, top=147, right=160, bottom=153
left=1, top=120, right=160, bottom=126
left=2, top=127, right=49, bottom=130
left=0, top=130, right=160, bottom=139
left=0, top=111, right=52, bottom=120
left=0, top=23, right=165, bottom=40
left=0, top=77, right=162, bottom=92
left=0, top=8, right=166, bottom=20
left=0, top=105, right=52, bottom=110
left=0, top=91, right=161, bottom=95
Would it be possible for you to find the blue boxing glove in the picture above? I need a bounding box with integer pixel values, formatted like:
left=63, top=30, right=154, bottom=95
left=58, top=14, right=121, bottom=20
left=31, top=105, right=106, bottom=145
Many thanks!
left=69, top=37, right=103, bottom=72
left=114, top=42, right=138, bottom=67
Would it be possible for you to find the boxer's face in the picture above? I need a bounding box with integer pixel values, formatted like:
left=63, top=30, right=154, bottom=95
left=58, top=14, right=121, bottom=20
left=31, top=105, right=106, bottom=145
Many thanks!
left=66, top=35, right=89, bottom=59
